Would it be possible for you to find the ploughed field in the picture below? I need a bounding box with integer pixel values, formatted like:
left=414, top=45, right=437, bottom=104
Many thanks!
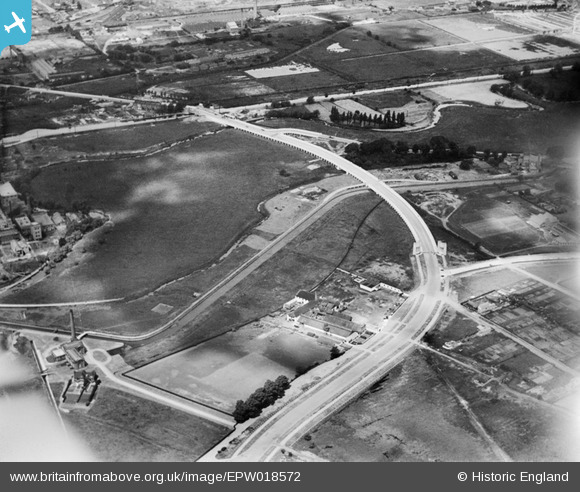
left=12, top=129, right=320, bottom=302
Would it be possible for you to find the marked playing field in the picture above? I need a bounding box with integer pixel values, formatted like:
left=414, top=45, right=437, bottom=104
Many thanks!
left=463, top=215, right=531, bottom=238
left=128, top=326, right=332, bottom=413
left=448, top=196, right=542, bottom=255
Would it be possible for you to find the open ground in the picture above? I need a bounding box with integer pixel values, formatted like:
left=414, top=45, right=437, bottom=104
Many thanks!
left=51, top=382, right=230, bottom=461
left=123, top=191, right=414, bottom=367
left=6, top=128, right=327, bottom=302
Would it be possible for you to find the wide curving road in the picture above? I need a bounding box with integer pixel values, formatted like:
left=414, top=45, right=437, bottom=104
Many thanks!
left=192, top=108, right=446, bottom=461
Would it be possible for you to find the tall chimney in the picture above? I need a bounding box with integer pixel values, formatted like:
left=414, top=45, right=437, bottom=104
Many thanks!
left=254, top=0, right=258, bottom=18
left=69, top=310, right=77, bottom=341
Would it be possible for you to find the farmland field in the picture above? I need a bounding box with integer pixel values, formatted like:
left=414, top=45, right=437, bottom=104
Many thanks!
left=300, top=28, right=399, bottom=64
left=327, top=44, right=507, bottom=83
left=356, top=90, right=415, bottom=109
left=7, top=129, right=322, bottom=302
left=128, top=324, right=333, bottom=412
left=424, top=14, right=530, bottom=43
left=58, top=73, right=139, bottom=97
left=362, top=19, right=466, bottom=50
left=258, top=69, right=349, bottom=92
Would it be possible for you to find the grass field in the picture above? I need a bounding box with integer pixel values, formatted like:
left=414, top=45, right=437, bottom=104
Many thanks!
left=123, top=192, right=414, bottom=367
left=1, top=96, right=79, bottom=136
left=21, top=118, right=221, bottom=155
left=356, top=90, right=415, bottom=110
left=128, top=324, right=332, bottom=412
left=521, top=261, right=578, bottom=287
left=259, top=69, right=349, bottom=93
left=54, top=384, right=229, bottom=461
left=388, top=102, right=580, bottom=155
left=57, top=73, right=138, bottom=97
left=300, top=28, right=399, bottom=64
left=318, top=44, right=507, bottom=84
left=8, top=129, right=321, bottom=302
left=431, top=353, right=580, bottom=461
left=259, top=99, right=580, bottom=156
left=295, top=351, right=497, bottom=461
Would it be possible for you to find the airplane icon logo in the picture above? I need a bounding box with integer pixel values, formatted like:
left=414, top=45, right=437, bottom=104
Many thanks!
left=0, top=1, right=32, bottom=55
left=5, top=12, right=26, bottom=34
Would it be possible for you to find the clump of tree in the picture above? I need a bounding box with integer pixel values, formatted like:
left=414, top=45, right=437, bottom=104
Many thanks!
left=270, top=100, right=292, bottom=109
left=344, top=136, right=477, bottom=170
left=13, top=335, right=31, bottom=356
left=266, top=108, right=320, bottom=121
left=156, top=101, right=186, bottom=114
left=330, top=345, right=343, bottom=360
left=233, top=376, right=291, bottom=423
left=329, top=106, right=405, bottom=128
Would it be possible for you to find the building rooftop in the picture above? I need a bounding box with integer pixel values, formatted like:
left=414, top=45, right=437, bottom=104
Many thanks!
left=31, top=212, right=55, bottom=228
left=0, top=182, right=17, bottom=197
left=14, top=216, right=31, bottom=228
left=296, top=290, right=316, bottom=302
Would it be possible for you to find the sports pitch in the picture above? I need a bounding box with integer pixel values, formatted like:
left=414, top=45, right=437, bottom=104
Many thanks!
left=128, top=324, right=332, bottom=412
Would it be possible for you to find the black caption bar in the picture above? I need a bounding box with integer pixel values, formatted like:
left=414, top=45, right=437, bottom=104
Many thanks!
left=1, top=463, right=577, bottom=492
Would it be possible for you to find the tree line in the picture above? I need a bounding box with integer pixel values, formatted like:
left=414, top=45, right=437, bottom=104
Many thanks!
left=344, top=135, right=478, bottom=170
left=330, top=106, right=405, bottom=128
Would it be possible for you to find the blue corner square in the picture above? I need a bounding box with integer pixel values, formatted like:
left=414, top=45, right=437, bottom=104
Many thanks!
left=1, top=0, right=32, bottom=54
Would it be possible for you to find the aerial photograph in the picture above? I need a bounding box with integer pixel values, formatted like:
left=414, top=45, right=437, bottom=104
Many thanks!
left=0, top=0, right=579, bottom=463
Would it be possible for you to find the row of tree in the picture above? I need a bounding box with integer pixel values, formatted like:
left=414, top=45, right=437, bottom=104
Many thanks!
left=233, top=376, right=291, bottom=423
left=329, top=106, right=405, bottom=128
